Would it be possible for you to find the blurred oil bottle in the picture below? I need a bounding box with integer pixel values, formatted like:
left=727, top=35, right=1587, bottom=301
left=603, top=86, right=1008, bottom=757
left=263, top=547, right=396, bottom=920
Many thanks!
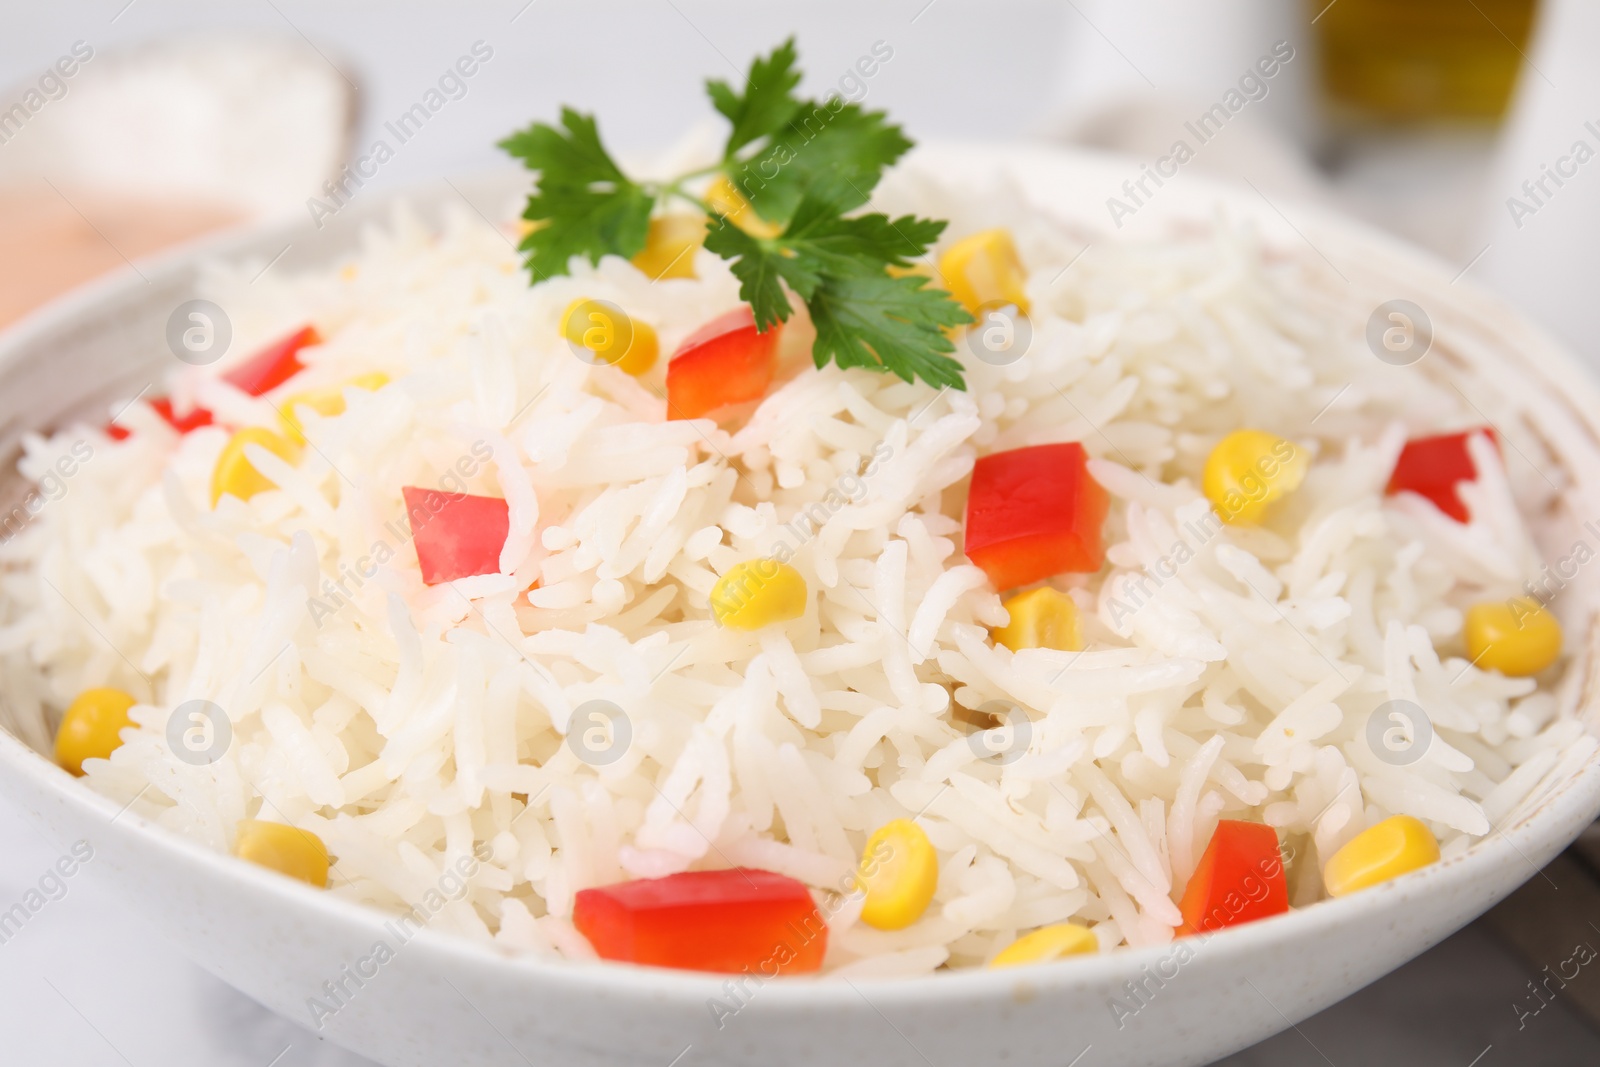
left=1315, top=0, right=1538, bottom=123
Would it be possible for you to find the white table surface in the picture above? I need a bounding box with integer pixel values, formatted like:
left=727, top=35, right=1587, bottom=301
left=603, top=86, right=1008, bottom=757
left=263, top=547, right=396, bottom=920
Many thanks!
left=0, top=794, right=373, bottom=1067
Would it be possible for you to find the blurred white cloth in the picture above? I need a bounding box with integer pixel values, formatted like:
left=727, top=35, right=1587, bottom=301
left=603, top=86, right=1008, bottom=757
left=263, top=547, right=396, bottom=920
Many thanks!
left=0, top=34, right=351, bottom=218
left=1474, top=0, right=1600, bottom=363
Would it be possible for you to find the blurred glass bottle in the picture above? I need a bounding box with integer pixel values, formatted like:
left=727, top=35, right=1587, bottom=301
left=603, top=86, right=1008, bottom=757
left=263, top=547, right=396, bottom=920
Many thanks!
left=1316, top=0, right=1538, bottom=123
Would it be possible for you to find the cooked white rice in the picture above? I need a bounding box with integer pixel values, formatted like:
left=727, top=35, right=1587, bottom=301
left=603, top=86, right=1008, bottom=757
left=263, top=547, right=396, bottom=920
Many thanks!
left=2, top=163, right=1594, bottom=974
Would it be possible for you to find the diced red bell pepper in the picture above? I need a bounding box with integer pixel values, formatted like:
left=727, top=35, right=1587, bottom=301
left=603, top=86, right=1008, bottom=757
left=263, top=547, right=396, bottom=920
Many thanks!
left=1178, top=820, right=1289, bottom=936
left=402, top=486, right=510, bottom=585
left=1385, top=428, right=1497, bottom=524
left=573, top=868, right=827, bottom=974
left=107, top=326, right=317, bottom=439
left=964, top=442, right=1108, bottom=590
left=665, top=306, right=781, bottom=420
left=153, top=397, right=216, bottom=433
left=223, top=325, right=320, bottom=396
left=107, top=396, right=215, bottom=440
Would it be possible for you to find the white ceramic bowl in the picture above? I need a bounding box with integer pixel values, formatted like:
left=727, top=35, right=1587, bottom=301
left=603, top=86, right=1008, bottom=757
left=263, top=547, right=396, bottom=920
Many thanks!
left=2, top=144, right=1598, bottom=1067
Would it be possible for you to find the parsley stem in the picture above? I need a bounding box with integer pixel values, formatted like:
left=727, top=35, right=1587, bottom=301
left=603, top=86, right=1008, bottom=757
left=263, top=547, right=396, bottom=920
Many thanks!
left=498, top=38, right=970, bottom=390
left=658, top=183, right=716, bottom=219
left=674, top=162, right=727, bottom=183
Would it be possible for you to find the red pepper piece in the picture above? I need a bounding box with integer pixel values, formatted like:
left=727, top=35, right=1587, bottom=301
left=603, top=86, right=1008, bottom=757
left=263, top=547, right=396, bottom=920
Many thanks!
left=1178, top=820, right=1289, bottom=936
left=573, top=868, right=828, bottom=974
left=1385, top=428, right=1497, bottom=524
left=151, top=397, right=215, bottom=433
left=107, top=397, right=215, bottom=440
left=665, top=306, right=781, bottom=420
left=223, top=325, right=320, bottom=396
left=402, top=486, right=510, bottom=585
left=109, top=326, right=317, bottom=439
left=964, top=442, right=1108, bottom=590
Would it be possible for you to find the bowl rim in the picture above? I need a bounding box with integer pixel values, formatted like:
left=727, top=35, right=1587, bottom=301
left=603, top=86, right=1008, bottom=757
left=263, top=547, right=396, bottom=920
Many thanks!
left=6, top=716, right=1596, bottom=1011
left=2, top=139, right=1599, bottom=1011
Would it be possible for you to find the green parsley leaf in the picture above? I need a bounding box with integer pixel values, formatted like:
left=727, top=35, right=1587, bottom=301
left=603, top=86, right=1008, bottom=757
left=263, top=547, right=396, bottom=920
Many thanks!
left=740, top=103, right=914, bottom=225
left=500, top=41, right=977, bottom=390
left=702, top=218, right=803, bottom=328
left=809, top=265, right=970, bottom=389
left=783, top=197, right=947, bottom=272
left=497, top=107, right=653, bottom=280
left=706, top=38, right=804, bottom=159
left=707, top=195, right=972, bottom=386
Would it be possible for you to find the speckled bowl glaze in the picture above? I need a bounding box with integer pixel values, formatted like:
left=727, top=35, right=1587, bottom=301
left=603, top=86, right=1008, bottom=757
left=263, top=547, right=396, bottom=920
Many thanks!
left=2, top=145, right=1598, bottom=1067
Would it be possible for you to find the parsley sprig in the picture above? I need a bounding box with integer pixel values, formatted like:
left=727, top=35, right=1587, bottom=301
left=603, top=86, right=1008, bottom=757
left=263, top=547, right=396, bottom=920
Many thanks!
left=498, top=38, right=973, bottom=390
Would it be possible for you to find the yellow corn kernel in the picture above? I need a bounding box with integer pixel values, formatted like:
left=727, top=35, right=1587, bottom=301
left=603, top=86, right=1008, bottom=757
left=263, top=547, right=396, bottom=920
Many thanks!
left=1202, top=429, right=1309, bottom=524
left=710, top=559, right=807, bottom=630
left=1465, top=597, right=1562, bottom=676
left=560, top=299, right=659, bottom=376
left=887, top=262, right=933, bottom=281
left=614, top=321, right=658, bottom=376
left=631, top=215, right=706, bottom=280
left=937, top=228, right=1030, bottom=316
left=210, top=427, right=302, bottom=506
left=993, top=587, right=1082, bottom=653
left=235, top=819, right=330, bottom=888
left=54, top=687, right=137, bottom=776
left=989, top=923, right=1097, bottom=968
left=856, top=818, right=939, bottom=930
left=1323, top=814, right=1440, bottom=897
left=706, top=175, right=782, bottom=238
left=279, top=373, right=389, bottom=443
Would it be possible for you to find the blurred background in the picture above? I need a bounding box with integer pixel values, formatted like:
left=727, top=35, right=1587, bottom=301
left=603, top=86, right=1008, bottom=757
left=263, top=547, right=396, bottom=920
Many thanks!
left=3, top=1, right=1599, bottom=1063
